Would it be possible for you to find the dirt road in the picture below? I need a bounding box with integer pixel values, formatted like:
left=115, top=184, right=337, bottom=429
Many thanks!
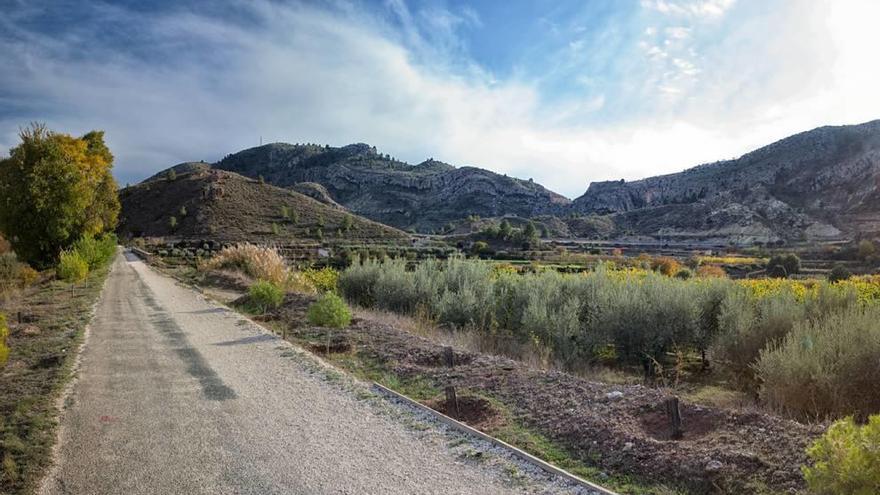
left=39, top=252, right=565, bottom=494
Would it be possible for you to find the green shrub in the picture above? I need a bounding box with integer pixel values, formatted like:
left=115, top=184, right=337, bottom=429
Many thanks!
left=711, top=290, right=804, bottom=389
left=674, top=268, right=692, bottom=280
left=374, top=259, right=421, bottom=313
left=805, top=282, right=858, bottom=321
left=857, top=239, right=876, bottom=260
left=694, top=279, right=730, bottom=363
left=755, top=307, right=880, bottom=420
left=803, top=415, right=880, bottom=494
left=302, top=267, right=339, bottom=293
left=307, top=292, right=352, bottom=328
left=338, top=257, right=384, bottom=307
left=248, top=280, right=284, bottom=313
left=338, top=256, right=872, bottom=379
left=594, top=273, right=699, bottom=366
left=72, top=234, right=117, bottom=269
left=56, top=250, right=89, bottom=282
left=472, top=241, right=489, bottom=255
left=828, top=264, right=852, bottom=282
left=0, top=253, right=19, bottom=282
left=0, top=313, right=9, bottom=367
left=767, top=253, right=800, bottom=278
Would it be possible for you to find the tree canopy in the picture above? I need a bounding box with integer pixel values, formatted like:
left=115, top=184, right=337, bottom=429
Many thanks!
left=0, top=124, right=120, bottom=266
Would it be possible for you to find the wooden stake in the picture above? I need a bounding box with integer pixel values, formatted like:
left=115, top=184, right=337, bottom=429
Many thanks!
left=445, top=386, right=459, bottom=417
left=665, top=397, right=683, bottom=440
left=443, top=346, right=454, bottom=368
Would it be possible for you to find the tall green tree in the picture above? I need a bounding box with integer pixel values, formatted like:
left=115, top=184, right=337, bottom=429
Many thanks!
left=498, top=219, right=512, bottom=240
left=0, top=124, right=120, bottom=266
left=523, top=221, right=539, bottom=243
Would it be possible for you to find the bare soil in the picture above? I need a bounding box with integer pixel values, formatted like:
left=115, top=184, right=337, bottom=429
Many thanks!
left=247, top=291, right=823, bottom=494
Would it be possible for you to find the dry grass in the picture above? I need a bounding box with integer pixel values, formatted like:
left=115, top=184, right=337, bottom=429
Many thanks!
left=352, top=306, right=552, bottom=369
left=200, top=243, right=317, bottom=293
left=200, top=243, right=288, bottom=284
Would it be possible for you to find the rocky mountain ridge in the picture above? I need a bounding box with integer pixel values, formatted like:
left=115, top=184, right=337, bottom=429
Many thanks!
left=213, top=142, right=570, bottom=232
left=572, top=120, right=880, bottom=243
left=138, top=119, right=880, bottom=244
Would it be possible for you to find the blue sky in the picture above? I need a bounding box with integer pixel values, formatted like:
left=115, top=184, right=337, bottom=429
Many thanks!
left=1, top=0, right=879, bottom=197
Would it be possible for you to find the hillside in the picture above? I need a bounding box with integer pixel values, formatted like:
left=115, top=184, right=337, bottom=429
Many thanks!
left=571, top=120, right=880, bottom=244
left=214, top=143, right=570, bottom=232
left=117, top=168, right=408, bottom=243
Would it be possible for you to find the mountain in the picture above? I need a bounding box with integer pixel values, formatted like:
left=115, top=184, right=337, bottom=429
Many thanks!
left=213, top=143, right=570, bottom=232
left=117, top=168, right=408, bottom=242
left=571, top=120, right=880, bottom=244
left=128, top=119, right=880, bottom=245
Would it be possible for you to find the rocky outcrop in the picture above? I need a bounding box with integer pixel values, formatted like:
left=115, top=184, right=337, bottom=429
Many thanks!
left=290, top=182, right=342, bottom=209
left=215, top=143, right=570, bottom=232
left=572, top=120, right=880, bottom=243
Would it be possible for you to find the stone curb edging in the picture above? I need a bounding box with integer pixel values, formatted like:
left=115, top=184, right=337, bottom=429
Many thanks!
left=372, top=383, right=619, bottom=495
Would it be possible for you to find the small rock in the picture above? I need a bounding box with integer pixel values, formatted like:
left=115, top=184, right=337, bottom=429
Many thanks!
left=705, top=460, right=723, bottom=472
left=605, top=391, right=624, bottom=400
left=622, top=442, right=634, bottom=451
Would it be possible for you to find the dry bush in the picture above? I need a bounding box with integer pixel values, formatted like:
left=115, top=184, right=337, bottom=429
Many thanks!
left=651, top=256, right=682, bottom=276
left=201, top=243, right=316, bottom=293
left=696, top=264, right=727, bottom=278
left=201, top=243, right=289, bottom=286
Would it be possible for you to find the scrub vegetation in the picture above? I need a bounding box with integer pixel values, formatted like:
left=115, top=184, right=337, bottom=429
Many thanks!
left=338, top=256, right=880, bottom=420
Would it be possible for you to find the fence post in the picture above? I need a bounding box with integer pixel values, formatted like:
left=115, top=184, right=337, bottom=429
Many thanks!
left=665, top=396, right=683, bottom=440
left=443, top=346, right=454, bottom=368
left=445, top=386, right=459, bottom=417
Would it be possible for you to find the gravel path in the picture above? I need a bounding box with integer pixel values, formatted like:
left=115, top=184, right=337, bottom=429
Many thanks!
left=39, top=252, right=568, bottom=495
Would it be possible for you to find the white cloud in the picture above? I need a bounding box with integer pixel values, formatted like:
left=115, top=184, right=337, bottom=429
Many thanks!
left=641, top=0, right=736, bottom=18
left=0, top=0, right=879, bottom=200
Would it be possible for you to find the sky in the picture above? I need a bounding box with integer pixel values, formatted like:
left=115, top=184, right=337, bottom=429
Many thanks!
left=1, top=0, right=879, bottom=198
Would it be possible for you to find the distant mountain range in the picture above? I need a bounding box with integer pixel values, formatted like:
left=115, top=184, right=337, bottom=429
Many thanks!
left=132, top=119, right=880, bottom=244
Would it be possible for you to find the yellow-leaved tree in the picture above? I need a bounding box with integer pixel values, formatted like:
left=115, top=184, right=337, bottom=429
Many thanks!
left=0, top=124, right=120, bottom=267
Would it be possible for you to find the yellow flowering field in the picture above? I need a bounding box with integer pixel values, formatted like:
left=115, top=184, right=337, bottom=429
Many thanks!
left=697, top=255, right=767, bottom=265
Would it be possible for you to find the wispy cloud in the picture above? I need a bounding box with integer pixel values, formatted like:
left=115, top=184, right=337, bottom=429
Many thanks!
left=0, top=0, right=878, bottom=199
left=641, top=0, right=736, bottom=18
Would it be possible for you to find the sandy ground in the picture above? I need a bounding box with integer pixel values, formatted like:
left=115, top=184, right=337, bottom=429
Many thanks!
left=39, top=252, right=580, bottom=495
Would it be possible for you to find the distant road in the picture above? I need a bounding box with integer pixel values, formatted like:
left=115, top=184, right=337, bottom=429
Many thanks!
left=39, top=252, right=533, bottom=494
